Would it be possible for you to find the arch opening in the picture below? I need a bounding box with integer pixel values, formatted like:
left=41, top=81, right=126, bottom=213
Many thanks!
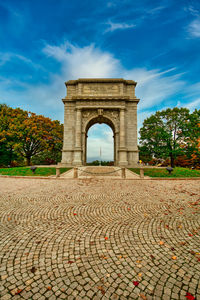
left=85, top=117, right=115, bottom=165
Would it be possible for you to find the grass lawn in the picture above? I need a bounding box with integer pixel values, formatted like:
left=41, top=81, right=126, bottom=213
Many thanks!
left=0, top=167, right=70, bottom=177
left=129, top=167, right=200, bottom=178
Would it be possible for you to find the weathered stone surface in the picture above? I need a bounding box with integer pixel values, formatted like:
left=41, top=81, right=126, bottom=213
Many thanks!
left=60, top=78, right=140, bottom=167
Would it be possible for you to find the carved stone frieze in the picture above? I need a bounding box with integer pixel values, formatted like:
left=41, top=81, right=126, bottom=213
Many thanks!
left=82, top=83, right=120, bottom=96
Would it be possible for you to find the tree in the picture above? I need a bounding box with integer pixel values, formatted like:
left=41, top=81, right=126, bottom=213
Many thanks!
left=14, top=112, right=63, bottom=165
left=0, top=105, right=26, bottom=166
left=0, top=105, right=63, bottom=166
left=138, top=145, right=153, bottom=163
left=139, top=108, right=191, bottom=167
left=183, top=109, right=200, bottom=167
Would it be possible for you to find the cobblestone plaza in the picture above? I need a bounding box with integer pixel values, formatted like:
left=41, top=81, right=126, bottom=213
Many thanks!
left=0, top=177, right=199, bottom=299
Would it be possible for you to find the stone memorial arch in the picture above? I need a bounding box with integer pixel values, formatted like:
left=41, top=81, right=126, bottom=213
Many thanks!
left=60, top=78, right=140, bottom=167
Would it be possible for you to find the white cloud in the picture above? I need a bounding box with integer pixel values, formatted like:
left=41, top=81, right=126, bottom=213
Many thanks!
left=0, top=43, right=120, bottom=120
left=43, top=43, right=120, bottom=78
left=137, top=110, right=154, bottom=131
left=105, top=21, right=135, bottom=33
left=43, top=42, right=186, bottom=111
left=185, top=82, right=200, bottom=97
left=184, top=6, right=199, bottom=17
left=181, top=98, right=200, bottom=111
left=0, top=42, right=187, bottom=122
left=188, top=18, right=200, bottom=37
left=0, top=51, right=44, bottom=69
left=147, top=6, right=166, bottom=15
left=124, top=67, right=185, bottom=110
left=0, top=53, right=11, bottom=66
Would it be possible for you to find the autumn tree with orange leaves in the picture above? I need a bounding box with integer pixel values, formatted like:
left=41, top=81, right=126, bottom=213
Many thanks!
left=0, top=105, right=63, bottom=166
left=0, top=104, right=27, bottom=166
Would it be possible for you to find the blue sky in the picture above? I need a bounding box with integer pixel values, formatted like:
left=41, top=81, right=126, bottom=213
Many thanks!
left=0, top=0, right=200, bottom=161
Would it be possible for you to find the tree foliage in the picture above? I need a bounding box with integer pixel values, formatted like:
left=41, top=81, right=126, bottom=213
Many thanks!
left=139, top=108, right=200, bottom=167
left=183, top=109, right=200, bottom=167
left=0, top=105, right=63, bottom=166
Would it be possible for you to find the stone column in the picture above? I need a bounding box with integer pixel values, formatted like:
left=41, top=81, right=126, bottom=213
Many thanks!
left=61, top=104, right=75, bottom=166
left=85, top=133, right=88, bottom=165
left=115, top=132, right=119, bottom=166
left=119, top=108, right=128, bottom=166
left=75, top=109, right=81, bottom=147
left=73, top=109, right=82, bottom=165
left=114, top=134, right=116, bottom=165
left=120, top=109, right=125, bottom=148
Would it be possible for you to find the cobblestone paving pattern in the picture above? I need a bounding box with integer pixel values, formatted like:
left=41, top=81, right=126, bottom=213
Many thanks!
left=0, top=178, right=199, bottom=300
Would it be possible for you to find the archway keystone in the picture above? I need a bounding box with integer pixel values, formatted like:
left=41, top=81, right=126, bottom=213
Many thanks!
left=59, top=78, right=140, bottom=167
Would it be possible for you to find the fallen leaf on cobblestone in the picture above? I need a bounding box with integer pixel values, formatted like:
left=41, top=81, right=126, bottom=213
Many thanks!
left=139, top=294, right=147, bottom=300
left=15, top=289, right=23, bottom=295
left=190, top=201, right=198, bottom=205
left=68, top=261, right=74, bottom=264
left=150, top=255, right=155, bottom=260
left=105, top=237, right=108, bottom=240
left=186, top=292, right=195, bottom=300
left=172, top=256, right=177, bottom=260
left=138, top=273, right=142, bottom=277
left=97, top=286, right=105, bottom=295
left=133, top=281, right=139, bottom=286
left=30, top=267, right=36, bottom=273
left=136, top=260, right=141, bottom=263
left=188, top=233, right=193, bottom=237
left=180, top=241, right=187, bottom=245
left=171, top=247, right=175, bottom=251
left=117, top=273, right=121, bottom=277
left=159, top=241, right=164, bottom=245
left=7, top=217, right=11, bottom=221
left=47, top=286, right=51, bottom=290
left=73, top=213, right=77, bottom=215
